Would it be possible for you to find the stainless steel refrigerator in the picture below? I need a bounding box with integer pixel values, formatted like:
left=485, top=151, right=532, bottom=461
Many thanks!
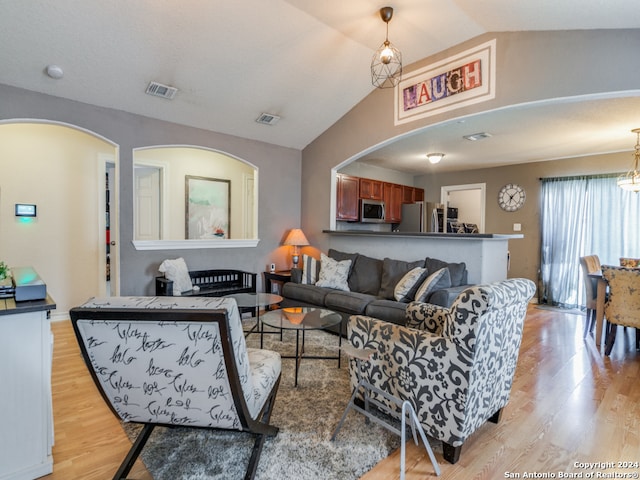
left=427, top=203, right=445, bottom=232
left=397, top=202, right=424, bottom=232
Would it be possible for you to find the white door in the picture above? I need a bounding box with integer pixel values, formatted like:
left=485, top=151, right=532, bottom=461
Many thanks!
left=134, top=166, right=162, bottom=240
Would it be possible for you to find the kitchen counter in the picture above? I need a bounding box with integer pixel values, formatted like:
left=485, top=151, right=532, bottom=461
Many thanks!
left=323, top=230, right=523, bottom=285
left=323, top=230, right=523, bottom=240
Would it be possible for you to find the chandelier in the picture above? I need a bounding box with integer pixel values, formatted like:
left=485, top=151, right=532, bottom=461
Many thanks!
left=371, top=6, right=402, bottom=89
left=618, top=128, right=640, bottom=192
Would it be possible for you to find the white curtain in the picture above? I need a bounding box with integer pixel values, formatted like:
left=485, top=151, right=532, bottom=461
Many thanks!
left=540, top=175, right=640, bottom=308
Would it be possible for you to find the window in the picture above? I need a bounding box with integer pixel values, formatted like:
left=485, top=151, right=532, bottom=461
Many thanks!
left=540, top=175, right=640, bottom=308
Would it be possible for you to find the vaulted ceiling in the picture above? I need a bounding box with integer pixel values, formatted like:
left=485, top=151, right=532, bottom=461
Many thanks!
left=2, top=1, right=640, bottom=172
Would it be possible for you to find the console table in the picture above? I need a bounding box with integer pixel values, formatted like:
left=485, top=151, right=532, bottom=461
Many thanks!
left=0, top=295, right=56, bottom=480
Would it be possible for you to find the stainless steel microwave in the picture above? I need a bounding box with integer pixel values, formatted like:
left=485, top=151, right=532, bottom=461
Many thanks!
left=360, top=199, right=386, bottom=223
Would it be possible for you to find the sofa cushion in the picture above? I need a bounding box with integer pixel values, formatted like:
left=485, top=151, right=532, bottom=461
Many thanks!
left=425, top=257, right=467, bottom=287
left=350, top=254, right=384, bottom=295
left=325, top=291, right=377, bottom=315
left=364, top=299, right=407, bottom=326
left=316, top=253, right=352, bottom=291
left=394, top=267, right=427, bottom=302
left=415, top=268, right=450, bottom=302
left=379, top=258, right=425, bottom=300
left=428, top=284, right=469, bottom=308
left=300, top=254, right=320, bottom=284
left=281, top=282, right=330, bottom=306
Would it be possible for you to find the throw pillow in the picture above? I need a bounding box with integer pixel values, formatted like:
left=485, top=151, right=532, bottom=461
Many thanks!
left=414, top=268, right=449, bottom=303
left=394, top=267, right=427, bottom=302
left=158, top=257, right=193, bottom=295
left=300, top=254, right=320, bottom=284
left=328, top=249, right=358, bottom=290
left=315, top=253, right=352, bottom=291
left=379, top=258, right=425, bottom=300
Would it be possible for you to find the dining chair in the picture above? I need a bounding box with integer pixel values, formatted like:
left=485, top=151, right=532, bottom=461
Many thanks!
left=601, top=265, right=640, bottom=356
left=579, top=255, right=602, bottom=337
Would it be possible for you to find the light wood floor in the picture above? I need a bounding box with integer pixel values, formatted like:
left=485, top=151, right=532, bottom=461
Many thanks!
left=43, top=306, right=639, bottom=480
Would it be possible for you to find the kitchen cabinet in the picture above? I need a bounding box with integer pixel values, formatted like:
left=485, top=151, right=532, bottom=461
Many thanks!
left=414, top=188, right=424, bottom=202
left=336, top=173, right=360, bottom=221
left=402, top=185, right=416, bottom=203
left=359, top=178, right=384, bottom=200
left=384, top=182, right=403, bottom=223
left=0, top=295, right=56, bottom=480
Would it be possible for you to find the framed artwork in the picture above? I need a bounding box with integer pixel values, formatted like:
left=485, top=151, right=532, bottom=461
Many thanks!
left=185, top=176, right=230, bottom=239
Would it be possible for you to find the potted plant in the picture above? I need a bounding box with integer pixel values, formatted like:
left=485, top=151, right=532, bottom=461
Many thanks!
left=0, top=261, right=8, bottom=281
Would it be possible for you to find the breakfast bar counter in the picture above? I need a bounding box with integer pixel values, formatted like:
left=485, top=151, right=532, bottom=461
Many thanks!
left=323, top=230, right=524, bottom=285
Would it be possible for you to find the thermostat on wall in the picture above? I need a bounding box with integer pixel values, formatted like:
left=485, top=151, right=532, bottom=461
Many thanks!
left=15, top=204, right=37, bottom=217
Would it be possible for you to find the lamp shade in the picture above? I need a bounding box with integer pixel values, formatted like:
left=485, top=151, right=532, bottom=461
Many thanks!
left=283, top=228, right=309, bottom=246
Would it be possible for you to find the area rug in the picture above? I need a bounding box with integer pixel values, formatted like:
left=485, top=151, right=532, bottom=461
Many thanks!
left=122, top=323, right=403, bottom=480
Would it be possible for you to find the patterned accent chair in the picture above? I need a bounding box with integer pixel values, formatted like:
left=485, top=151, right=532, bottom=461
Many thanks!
left=70, top=296, right=281, bottom=480
left=347, top=278, right=535, bottom=464
left=601, top=265, right=640, bottom=355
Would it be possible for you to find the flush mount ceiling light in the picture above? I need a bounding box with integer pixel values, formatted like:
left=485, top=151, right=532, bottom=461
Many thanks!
left=617, top=128, right=640, bottom=192
left=426, top=153, right=445, bottom=164
left=371, top=6, right=402, bottom=89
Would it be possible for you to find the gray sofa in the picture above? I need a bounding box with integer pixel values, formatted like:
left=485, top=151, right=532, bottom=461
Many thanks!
left=280, top=249, right=471, bottom=336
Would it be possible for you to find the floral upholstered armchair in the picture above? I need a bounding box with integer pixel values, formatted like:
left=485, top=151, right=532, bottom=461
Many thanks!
left=70, top=296, right=281, bottom=480
left=347, top=278, right=535, bottom=464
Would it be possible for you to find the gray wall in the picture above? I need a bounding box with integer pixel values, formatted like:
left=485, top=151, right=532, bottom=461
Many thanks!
left=0, top=84, right=301, bottom=300
left=300, top=29, right=640, bottom=288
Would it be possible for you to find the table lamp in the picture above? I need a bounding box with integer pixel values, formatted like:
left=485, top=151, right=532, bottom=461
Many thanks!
left=283, top=228, right=309, bottom=269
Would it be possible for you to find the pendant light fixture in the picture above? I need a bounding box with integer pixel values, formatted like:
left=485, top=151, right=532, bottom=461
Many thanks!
left=371, top=6, right=402, bottom=89
left=618, top=128, right=640, bottom=192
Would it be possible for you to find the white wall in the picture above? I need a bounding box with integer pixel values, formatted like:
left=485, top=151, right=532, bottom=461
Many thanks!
left=0, top=123, right=115, bottom=316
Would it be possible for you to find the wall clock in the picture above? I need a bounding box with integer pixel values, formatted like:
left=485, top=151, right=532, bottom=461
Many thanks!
left=498, top=183, right=526, bottom=211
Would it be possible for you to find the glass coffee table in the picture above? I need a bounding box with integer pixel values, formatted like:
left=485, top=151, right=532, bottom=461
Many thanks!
left=260, top=307, right=343, bottom=387
left=224, top=292, right=283, bottom=343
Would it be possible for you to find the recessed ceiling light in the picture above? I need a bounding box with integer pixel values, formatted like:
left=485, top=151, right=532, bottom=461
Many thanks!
left=463, top=132, right=492, bottom=141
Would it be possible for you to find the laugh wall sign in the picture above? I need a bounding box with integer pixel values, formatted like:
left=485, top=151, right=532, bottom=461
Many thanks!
left=394, top=39, right=496, bottom=125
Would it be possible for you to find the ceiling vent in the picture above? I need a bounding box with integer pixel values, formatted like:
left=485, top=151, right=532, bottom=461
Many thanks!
left=145, top=81, right=178, bottom=100
left=463, top=132, right=492, bottom=141
left=255, top=113, right=281, bottom=126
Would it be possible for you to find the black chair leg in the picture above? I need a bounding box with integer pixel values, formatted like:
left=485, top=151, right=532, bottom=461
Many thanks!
left=113, top=423, right=155, bottom=480
left=604, top=323, right=617, bottom=356
left=442, top=442, right=462, bottom=464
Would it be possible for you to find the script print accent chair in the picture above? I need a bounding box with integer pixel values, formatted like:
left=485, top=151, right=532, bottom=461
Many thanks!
left=601, top=265, right=640, bottom=356
left=347, top=278, right=536, bottom=464
left=70, top=296, right=281, bottom=480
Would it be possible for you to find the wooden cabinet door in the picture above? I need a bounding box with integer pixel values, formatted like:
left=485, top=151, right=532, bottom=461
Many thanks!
left=402, top=186, right=415, bottom=204
left=337, top=174, right=359, bottom=221
left=414, top=188, right=424, bottom=202
left=359, top=178, right=384, bottom=200
left=384, top=182, right=403, bottom=222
